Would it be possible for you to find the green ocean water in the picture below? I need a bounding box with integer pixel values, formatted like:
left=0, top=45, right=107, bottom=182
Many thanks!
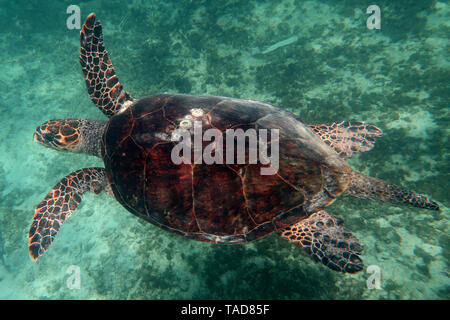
left=0, top=0, right=448, bottom=299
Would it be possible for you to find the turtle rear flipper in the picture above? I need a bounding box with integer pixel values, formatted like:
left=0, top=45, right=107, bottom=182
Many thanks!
left=309, top=121, right=382, bottom=158
left=347, top=171, right=440, bottom=210
left=80, top=13, right=134, bottom=117
left=281, top=210, right=364, bottom=273
left=28, top=168, right=108, bottom=261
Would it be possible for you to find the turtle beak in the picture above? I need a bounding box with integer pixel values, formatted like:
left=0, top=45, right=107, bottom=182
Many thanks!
left=33, top=127, right=45, bottom=144
left=33, top=123, right=56, bottom=148
left=33, top=130, right=43, bottom=143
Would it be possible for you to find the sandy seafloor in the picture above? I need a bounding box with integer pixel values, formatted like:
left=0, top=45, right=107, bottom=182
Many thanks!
left=0, top=0, right=448, bottom=299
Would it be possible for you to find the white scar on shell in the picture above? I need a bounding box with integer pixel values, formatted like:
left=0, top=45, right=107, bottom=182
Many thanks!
left=190, top=108, right=204, bottom=117
left=117, top=100, right=134, bottom=113
left=170, top=109, right=209, bottom=142
left=170, top=131, right=182, bottom=142
left=154, top=132, right=170, bottom=141
left=179, top=119, right=192, bottom=129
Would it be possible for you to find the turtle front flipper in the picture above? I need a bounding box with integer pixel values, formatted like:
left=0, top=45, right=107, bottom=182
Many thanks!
left=280, top=210, right=364, bottom=273
left=308, top=121, right=382, bottom=158
left=79, top=13, right=134, bottom=117
left=28, top=168, right=108, bottom=261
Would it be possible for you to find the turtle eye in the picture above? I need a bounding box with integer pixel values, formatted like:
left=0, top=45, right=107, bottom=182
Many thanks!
left=34, top=124, right=57, bottom=146
left=48, top=126, right=59, bottom=134
left=43, top=132, right=56, bottom=142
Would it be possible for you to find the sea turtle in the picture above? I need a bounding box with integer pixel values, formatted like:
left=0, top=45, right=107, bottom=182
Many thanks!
left=29, top=13, right=439, bottom=273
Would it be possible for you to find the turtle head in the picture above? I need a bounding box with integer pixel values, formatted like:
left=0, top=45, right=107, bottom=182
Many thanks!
left=33, top=118, right=106, bottom=157
left=34, top=119, right=82, bottom=152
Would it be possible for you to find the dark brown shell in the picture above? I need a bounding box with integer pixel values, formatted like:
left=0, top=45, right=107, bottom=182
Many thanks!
left=102, top=94, right=351, bottom=243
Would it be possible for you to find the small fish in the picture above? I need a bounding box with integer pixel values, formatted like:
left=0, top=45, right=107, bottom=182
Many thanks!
left=252, top=35, right=299, bottom=55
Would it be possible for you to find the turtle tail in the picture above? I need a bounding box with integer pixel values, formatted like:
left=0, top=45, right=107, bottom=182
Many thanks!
left=346, top=171, right=439, bottom=211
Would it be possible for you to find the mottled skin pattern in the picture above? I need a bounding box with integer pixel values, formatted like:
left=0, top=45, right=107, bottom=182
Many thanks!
left=28, top=13, right=440, bottom=274
left=308, top=121, right=383, bottom=158
left=80, top=13, right=133, bottom=117
left=34, top=119, right=82, bottom=152
left=28, top=168, right=108, bottom=260
left=34, top=119, right=106, bottom=157
left=347, top=172, right=439, bottom=210
left=281, top=210, right=364, bottom=273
